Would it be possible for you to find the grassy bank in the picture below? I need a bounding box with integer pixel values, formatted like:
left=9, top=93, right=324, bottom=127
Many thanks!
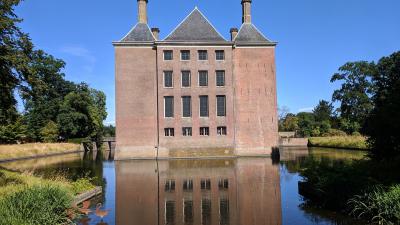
left=308, top=136, right=368, bottom=150
left=0, top=169, right=95, bottom=225
left=298, top=157, right=400, bottom=224
left=0, top=143, right=80, bottom=160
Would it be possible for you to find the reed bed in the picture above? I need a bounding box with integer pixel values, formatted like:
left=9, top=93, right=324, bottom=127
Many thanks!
left=0, top=143, right=79, bottom=160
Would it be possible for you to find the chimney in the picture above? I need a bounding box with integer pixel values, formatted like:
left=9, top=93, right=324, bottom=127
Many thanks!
left=241, top=0, right=252, bottom=23
left=151, top=28, right=160, bottom=40
left=230, top=28, right=238, bottom=41
left=137, top=0, right=148, bottom=24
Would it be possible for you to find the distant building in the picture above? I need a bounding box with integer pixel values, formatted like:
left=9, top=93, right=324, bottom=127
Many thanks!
left=114, top=0, right=278, bottom=159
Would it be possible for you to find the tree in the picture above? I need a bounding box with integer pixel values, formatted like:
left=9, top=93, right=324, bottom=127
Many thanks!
left=331, top=62, right=375, bottom=131
left=313, top=100, right=333, bottom=122
left=364, top=51, right=400, bottom=160
left=280, top=113, right=299, bottom=132
left=40, top=121, right=59, bottom=143
left=297, top=112, right=316, bottom=137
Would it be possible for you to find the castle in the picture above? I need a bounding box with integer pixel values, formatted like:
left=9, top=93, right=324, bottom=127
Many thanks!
left=114, top=0, right=278, bottom=159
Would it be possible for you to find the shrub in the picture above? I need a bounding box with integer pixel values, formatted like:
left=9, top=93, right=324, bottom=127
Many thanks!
left=40, top=121, right=59, bottom=143
left=0, top=185, right=73, bottom=225
left=348, top=185, right=400, bottom=224
left=322, top=129, right=347, bottom=137
left=71, top=178, right=96, bottom=195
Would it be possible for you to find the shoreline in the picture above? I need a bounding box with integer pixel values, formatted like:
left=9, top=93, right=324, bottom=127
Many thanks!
left=0, top=150, right=84, bottom=164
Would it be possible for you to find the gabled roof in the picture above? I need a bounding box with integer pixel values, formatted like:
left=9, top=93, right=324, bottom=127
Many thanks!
left=164, top=8, right=226, bottom=42
left=120, top=23, right=155, bottom=42
left=234, top=23, right=273, bottom=45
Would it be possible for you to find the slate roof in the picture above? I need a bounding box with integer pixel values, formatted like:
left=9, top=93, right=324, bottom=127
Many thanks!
left=234, top=23, right=272, bottom=44
left=120, top=23, right=155, bottom=42
left=164, top=8, right=226, bottom=42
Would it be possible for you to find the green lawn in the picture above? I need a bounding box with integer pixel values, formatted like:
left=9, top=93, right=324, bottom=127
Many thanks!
left=0, top=143, right=80, bottom=160
left=308, top=136, right=368, bottom=150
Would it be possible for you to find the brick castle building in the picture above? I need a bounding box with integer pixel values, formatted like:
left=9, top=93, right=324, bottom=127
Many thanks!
left=114, top=0, right=278, bottom=159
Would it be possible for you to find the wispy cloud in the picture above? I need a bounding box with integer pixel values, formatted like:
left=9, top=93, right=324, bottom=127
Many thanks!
left=298, top=107, right=314, bottom=113
left=60, top=46, right=96, bottom=73
left=104, top=121, right=115, bottom=126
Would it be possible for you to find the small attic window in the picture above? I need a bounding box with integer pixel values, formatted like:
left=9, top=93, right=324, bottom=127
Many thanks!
left=181, top=50, right=190, bottom=61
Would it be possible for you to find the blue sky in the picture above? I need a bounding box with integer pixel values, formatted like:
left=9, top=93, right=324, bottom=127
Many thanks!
left=16, top=0, right=400, bottom=124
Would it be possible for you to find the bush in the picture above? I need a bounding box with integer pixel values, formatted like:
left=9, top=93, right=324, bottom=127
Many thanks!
left=0, top=185, right=73, bottom=225
left=71, top=178, right=95, bottom=195
left=348, top=185, right=400, bottom=224
left=322, top=129, right=347, bottom=137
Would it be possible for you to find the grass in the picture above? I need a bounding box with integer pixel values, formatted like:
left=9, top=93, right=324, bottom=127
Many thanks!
left=348, top=185, right=400, bottom=224
left=0, top=169, right=95, bottom=225
left=308, top=136, right=368, bottom=150
left=0, top=143, right=80, bottom=160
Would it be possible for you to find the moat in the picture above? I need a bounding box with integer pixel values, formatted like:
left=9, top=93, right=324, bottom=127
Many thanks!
left=0, top=148, right=366, bottom=225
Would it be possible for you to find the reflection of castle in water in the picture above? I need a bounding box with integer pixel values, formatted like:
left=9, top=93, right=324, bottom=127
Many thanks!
left=116, top=158, right=282, bottom=225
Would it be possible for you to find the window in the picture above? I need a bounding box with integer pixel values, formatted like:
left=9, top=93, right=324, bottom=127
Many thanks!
left=182, top=127, right=192, bottom=137
left=218, top=179, right=229, bottom=189
left=181, top=71, right=191, bottom=87
left=216, top=50, right=225, bottom=60
left=198, top=50, right=208, bottom=60
left=181, top=50, right=190, bottom=60
left=165, top=200, right=176, bottom=225
left=199, top=96, right=209, bottom=117
left=184, top=200, right=194, bottom=224
left=200, top=127, right=209, bottom=136
left=202, top=199, right=212, bottom=225
left=164, top=71, right=173, bottom=88
left=220, top=198, right=229, bottom=225
left=164, top=50, right=173, bottom=60
left=199, top=71, right=208, bottom=87
left=217, top=95, right=226, bottom=116
left=216, top=71, right=225, bottom=87
left=183, top=179, right=193, bottom=191
left=165, top=180, right=175, bottom=191
left=164, top=128, right=175, bottom=137
left=182, top=96, right=191, bottom=117
left=217, top=127, right=227, bottom=136
left=201, top=179, right=211, bottom=190
left=164, top=96, right=174, bottom=117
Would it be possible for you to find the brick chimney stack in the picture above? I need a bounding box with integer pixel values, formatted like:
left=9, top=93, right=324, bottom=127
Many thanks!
left=137, top=0, right=148, bottom=24
left=242, top=0, right=252, bottom=23
left=230, top=28, right=238, bottom=41
left=151, top=28, right=160, bottom=40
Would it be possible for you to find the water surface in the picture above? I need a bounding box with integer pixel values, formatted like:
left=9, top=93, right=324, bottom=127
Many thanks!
left=0, top=147, right=366, bottom=225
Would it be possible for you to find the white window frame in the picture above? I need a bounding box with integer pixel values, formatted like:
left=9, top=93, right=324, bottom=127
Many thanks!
left=164, top=71, right=173, bottom=88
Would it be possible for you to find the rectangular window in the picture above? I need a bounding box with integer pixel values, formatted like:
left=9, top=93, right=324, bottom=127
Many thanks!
left=216, top=50, right=225, bottom=60
left=202, top=199, right=212, bottom=225
left=200, top=127, right=210, bottom=136
left=165, top=179, right=175, bottom=191
left=217, top=126, right=227, bottom=136
left=198, top=50, right=208, bottom=60
left=216, top=71, right=225, bottom=87
left=199, top=96, right=209, bottom=117
left=183, top=179, right=193, bottom=191
left=182, top=127, right=192, bottom=137
left=182, top=96, right=191, bottom=117
left=220, top=198, right=229, bottom=225
left=181, top=50, right=190, bottom=60
left=218, top=179, right=229, bottom=189
left=181, top=71, right=191, bottom=87
left=164, top=71, right=173, bottom=88
left=165, top=200, right=176, bottom=224
left=164, top=128, right=175, bottom=137
left=164, top=96, right=174, bottom=117
left=216, top=95, right=226, bottom=116
left=164, top=50, right=173, bottom=60
left=199, top=71, right=208, bottom=87
left=184, top=200, right=194, bottom=224
left=201, top=179, right=211, bottom=190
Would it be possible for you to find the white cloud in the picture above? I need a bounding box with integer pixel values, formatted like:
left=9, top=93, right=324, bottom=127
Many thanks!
left=298, top=107, right=314, bottom=113
left=60, top=46, right=96, bottom=74
left=104, top=121, right=115, bottom=126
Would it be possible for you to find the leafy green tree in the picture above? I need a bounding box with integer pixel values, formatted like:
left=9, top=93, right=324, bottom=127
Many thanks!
left=364, top=51, right=400, bottom=160
left=280, top=113, right=299, bottom=132
left=331, top=62, right=375, bottom=131
left=313, top=100, right=333, bottom=122
left=40, top=121, right=59, bottom=143
left=297, top=112, right=316, bottom=137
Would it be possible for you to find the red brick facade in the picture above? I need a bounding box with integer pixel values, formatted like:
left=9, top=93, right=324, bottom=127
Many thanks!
left=114, top=1, right=278, bottom=159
